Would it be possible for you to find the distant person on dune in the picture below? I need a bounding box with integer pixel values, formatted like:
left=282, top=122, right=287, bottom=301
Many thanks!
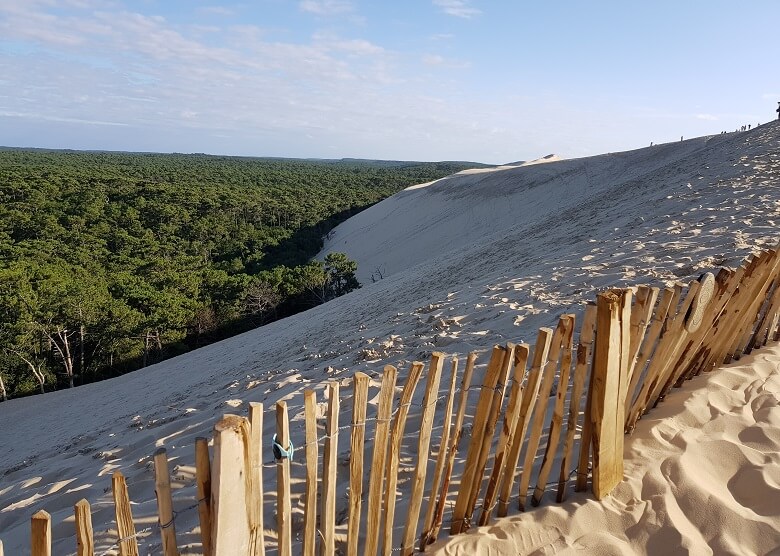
left=777, top=102, right=780, bottom=119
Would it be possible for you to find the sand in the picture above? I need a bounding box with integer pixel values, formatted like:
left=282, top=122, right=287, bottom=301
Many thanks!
left=1, top=122, right=779, bottom=554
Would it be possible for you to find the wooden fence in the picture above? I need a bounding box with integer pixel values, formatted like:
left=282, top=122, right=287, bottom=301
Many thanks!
left=8, top=246, right=780, bottom=555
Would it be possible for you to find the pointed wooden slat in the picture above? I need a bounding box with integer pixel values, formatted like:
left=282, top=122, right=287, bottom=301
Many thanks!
left=420, top=357, right=459, bottom=550
left=381, top=361, right=425, bottom=556
left=211, top=416, right=251, bottom=556
left=497, top=327, right=553, bottom=516
left=153, top=448, right=179, bottom=556
left=31, top=510, right=51, bottom=556
left=75, top=499, right=94, bottom=556
left=195, top=438, right=212, bottom=556
left=730, top=251, right=780, bottom=359
left=112, top=471, right=139, bottom=556
left=321, top=382, right=340, bottom=556
left=365, top=366, right=398, bottom=556
left=450, top=345, right=506, bottom=533
left=478, top=344, right=529, bottom=526
left=347, top=372, right=371, bottom=556
left=532, top=314, right=576, bottom=506
left=303, top=391, right=318, bottom=556
left=428, top=352, right=477, bottom=544
left=516, top=316, right=572, bottom=511
left=623, top=286, right=660, bottom=403
left=464, top=344, right=514, bottom=522
left=557, top=304, right=597, bottom=502
left=248, top=403, right=265, bottom=556
left=401, top=352, right=445, bottom=556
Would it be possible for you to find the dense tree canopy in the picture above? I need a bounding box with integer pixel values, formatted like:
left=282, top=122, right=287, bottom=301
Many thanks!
left=0, top=148, right=481, bottom=399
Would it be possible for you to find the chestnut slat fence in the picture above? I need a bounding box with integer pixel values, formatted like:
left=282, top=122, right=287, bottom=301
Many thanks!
left=10, top=246, right=780, bottom=555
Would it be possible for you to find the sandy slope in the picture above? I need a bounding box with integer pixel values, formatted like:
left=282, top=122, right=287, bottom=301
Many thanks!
left=1, top=122, right=779, bottom=554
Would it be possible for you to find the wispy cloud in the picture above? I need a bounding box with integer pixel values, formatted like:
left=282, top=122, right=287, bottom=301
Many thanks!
left=422, top=53, right=470, bottom=69
left=299, top=0, right=353, bottom=15
left=197, top=6, right=236, bottom=17
left=696, top=113, right=717, bottom=121
left=433, top=0, right=481, bottom=19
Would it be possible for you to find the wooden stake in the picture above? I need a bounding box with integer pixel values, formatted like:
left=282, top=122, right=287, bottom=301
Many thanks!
left=321, top=382, right=340, bottom=556
left=248, top=403, right=265, bottom=556
left=276, top=402, right=292, bottom=556
left=401, top=352, right=445, bottom=556
left=557, top=304, right=597, bottom=502
left=195, top=438, right=213, bottom=556
left=153, top=448, right=179, bottom=556
left=428, top=353, right=477, bottom=544
left=303, top=390, right=319, bottom=556
left=347, top=372, right=371, bottom=555
left=211, top=416, right=251, bottom=556
left=590, top=291, right=630, bottom=500
left=31, top=510, right=51, bottom=556
left=420, top=356, right=459, bottom=549
left=365, top=366, right=398, bottom=556
left=74, top=499, right=94, bottom=556
left=112, top=471, right=139, bottom=556
left=0, top=539, right=4, bottom=556
left=497, top=327, right=553, bottom=516
left=517, top=316, right=573, bottom=510
left=381, top=361, right=424, bottom=556
left=478, top=344, right=529, bottom=526
left=532, top=314, right=576, bottom=506
left=450, top=345, right=506, bottom=533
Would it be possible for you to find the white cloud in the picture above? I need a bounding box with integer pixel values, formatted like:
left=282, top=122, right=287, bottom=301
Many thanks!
left=197, top=6, right=235, bottom=17
left=433, top=0, right=481, bottom=19
left=696, top=113, right=717, bottom=121
left=422, top=53, right=470, bottom=69
left=299, top=0, right=353, bottom=15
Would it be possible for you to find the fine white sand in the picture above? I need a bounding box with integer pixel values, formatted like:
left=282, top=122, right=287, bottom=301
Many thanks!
left=1, top=122, right=779, bottom=555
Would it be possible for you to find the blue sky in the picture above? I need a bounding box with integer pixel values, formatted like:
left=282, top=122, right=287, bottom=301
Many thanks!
left=1, top=0, right=778, bottom=163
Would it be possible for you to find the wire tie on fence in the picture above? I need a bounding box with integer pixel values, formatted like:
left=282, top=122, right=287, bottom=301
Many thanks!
left=160, top=516, right=175, bottom=530
left=272, top=434, right=295, bottom=462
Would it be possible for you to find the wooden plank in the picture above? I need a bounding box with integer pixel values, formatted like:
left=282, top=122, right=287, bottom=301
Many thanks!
left=0, top=538, right=3, bottom=556
left=624, top=287, right=659, bottom=399
left=427, top=352, right=477, bottom=545
left=195, top=438, right=212, bottom=556
left=532, top=314, right=576, bottom=506
left=74, top=499, right=94, bottom=556
left=497, top=327, right=553, bottom=516
left=590, top=290, right=630, bottom=500
left=517, top=315, right=573, bottom=510
left=248, top=403, right=265, bottom=556
left=557, top=304, right=597, bottom=502
left=752, top=279, right=780, bottom=348
left=575, top=303, right=599, bottom=493
left=382, top=361, right=425, bottom=556
left=450, top=345, right=506, bottom=533
left=211, top=416, right=251, bottom=556
left=303, top=390, right=319, bottom=556
left=347, top=372, right=371, bottom=555
left=465, top=344, right=513, bottom=522
left=112, top=471, right=139, bottom=556
left=419, top=357, right=458, bottom=550
left=401, top=352, right=445, bottom=556
left=365, top=366, right=398, bottom=556
left=153, top=448, right=179, bottom=556
left=321, top=382, right=340, bottom=556
left=478, top=343, right=529, bottom=526
left=731, top=252, right=780, bottom=358
left=276, top=402, right=293, bottom=556
left=31, top=510, right=51, bottom=556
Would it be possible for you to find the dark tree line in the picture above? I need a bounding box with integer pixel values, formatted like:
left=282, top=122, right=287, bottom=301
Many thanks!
left=0, top=149, right=481, bottom=399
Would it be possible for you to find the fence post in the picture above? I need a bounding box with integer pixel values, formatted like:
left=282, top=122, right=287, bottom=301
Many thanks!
left=211, top=415, right=251, bottom=556
left=420, top=356, right=459, bottom=549
left=303, top=390, right=319, bottom=556
left=591, top=290, right=631, bottom=499
left=365, top=365, right=398, bottom=556
left=112, top=471, right=139, bottom=556
left=276, top=401, right=292, bottom=556
left=401, top=352, right=445, bottom=556
left=348, top=372, right=371, bottom=555
left=428, top=352, right=476, bottom=543
left=382, top=361, right=425, bottom=556
left=248, top=403, right=265, bottom=556
left=153, top=448, right=179, bottom=556
left=195, top=437, right=213, bottom=556
left=31, top=510, right=51, bottom=556
left=74, top=498, right=94, bottom=556
left=321, top=382, right=340, bottom=556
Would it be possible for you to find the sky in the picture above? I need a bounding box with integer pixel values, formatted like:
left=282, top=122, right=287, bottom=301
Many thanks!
left=1, top=0, right=779, bottom=164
